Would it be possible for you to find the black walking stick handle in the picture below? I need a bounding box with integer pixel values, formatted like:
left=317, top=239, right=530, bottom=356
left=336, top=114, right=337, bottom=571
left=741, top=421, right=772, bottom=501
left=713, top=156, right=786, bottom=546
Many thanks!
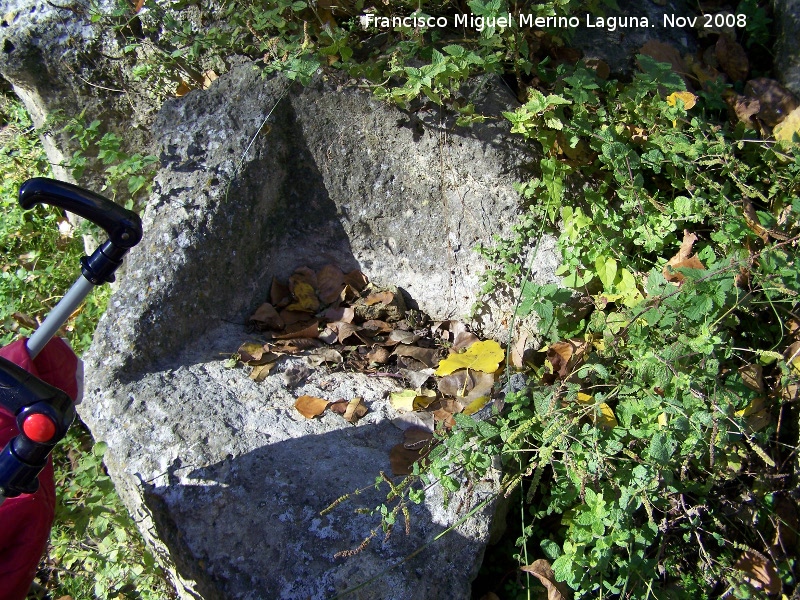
left=19, top=177, right=143, bottom=249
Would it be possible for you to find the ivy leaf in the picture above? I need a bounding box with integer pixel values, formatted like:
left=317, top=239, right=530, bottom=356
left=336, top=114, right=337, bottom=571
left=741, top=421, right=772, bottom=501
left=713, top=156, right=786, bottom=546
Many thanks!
left=435, top=340, right=504, bottom=376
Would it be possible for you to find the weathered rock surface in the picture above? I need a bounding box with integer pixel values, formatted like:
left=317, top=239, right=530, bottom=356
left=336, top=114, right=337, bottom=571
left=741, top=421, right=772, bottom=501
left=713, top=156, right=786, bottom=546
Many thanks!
left=0, top=0, right=157, bottom=187
left=775, top=0, right=800, bottom=96
left=81, top=63, right=558, bottom=599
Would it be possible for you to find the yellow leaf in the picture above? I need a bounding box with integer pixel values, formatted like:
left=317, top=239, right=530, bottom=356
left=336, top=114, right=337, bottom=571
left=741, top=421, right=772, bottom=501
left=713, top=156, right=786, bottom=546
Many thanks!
left=463, top=395, right=490, bottom=415
left=657, top=413, right=668, bottom=427
left=413, top=388, right=437, bottom=410
left=774, top=105, right=800, bottom=143
left=666, top=91, right=697, bottom=110
left=577, top=393, right=618, bottom=429
left=390, top=389, right=418, bottom=412
left=286, top=281, right=320, bottom=312
left=435, top=339, right=504, bottom=376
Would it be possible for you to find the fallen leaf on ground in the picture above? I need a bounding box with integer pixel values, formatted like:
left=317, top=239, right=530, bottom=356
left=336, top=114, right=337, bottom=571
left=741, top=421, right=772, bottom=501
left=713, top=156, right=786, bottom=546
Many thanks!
left=666, top=91, right=697, bottom=110
left=462, top=395, right=490, bottom=415
left=390, top=389, right=418, bottom=412
left=249, top=363, right=274, bottom=382
left=343, top=397, right=368, bottom=423
left=726, top=93, right=761, bottom=126
left=638, top=41, right=689, bottom=85
left=387, top=329, right=420, bottom=345
left=329, top=400, right=348, bottom=414
left=403, top=427, right=433, bottom=450
left=436, top=340, right=504, bottom=376
left=738, top=364, right=765, bottom=393
left=321, top=306, right=354, bottom=323
left=452, top=331, right=480, bottom=351
left=774, top=105, right=800, bottom=142
left=365, top=290, right=394, bottom=306
left=362, top=319, right=393, bottom=334
left=295, top=395, right=330, bottom=419
left=438, top=370, right=494, bottom=402
left=237, top=341, right=267, bottom=363
left=249, top=303, right=284, bottom=330
left=271, top=277, right=291, bottom=307
left=663, top=230, right=705, bottom=283
left=390, top=444, right=422, bottom=475
left=715, top=34, right=748, bottom=82
left=273, top=319, right=319, bottom=340
left=733, top=550, right=781, bottom=595
left=286, top=281, right=320, bottom=313
left=399, top=367, right=435, bottom=389
left=343, top=269, right=369, bottom=291
left=306, top=347, right=344, bottom=367
left=316, top=264, right=346, bottom=304
left=576, top=392, right=618, bottom=428
left=543, top=338, right=588, bottom=382
left=393, top=345, right=440, bottom=369
left=511, top=332, right=528, bottom=368
left=366, top=346, right=391, bottom=364
left=521, top=559, right=572, bottom=600
left=279, top=309, right=312, bottom=326
left=392, top=411, right=435, bottom=432
left=744, top=78, right=800, bottom=127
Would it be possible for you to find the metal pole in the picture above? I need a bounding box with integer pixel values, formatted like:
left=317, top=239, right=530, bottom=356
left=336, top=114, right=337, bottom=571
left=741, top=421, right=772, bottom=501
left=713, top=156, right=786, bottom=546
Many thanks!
left=26, top=275, right=95, bottom=358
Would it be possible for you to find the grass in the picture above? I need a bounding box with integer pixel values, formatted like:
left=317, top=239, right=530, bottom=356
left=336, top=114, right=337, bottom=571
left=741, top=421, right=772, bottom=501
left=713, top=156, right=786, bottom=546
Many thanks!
left=1, top=91, right=174, bottom=599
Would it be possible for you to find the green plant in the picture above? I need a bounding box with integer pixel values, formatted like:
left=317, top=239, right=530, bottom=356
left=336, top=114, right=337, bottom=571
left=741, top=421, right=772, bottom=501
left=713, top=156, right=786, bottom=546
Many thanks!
left=462, top=57, right=800, bottom=597
left=46, top=424, right=174, bottom=599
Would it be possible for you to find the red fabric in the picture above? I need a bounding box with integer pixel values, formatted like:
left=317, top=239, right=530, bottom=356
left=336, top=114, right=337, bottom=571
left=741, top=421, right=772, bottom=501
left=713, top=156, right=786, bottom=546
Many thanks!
left=0, top=338, right=79, bottom=600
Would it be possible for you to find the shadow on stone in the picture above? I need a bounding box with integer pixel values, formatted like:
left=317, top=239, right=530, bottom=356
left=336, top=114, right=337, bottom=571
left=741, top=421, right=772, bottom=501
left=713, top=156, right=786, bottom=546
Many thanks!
left=139, top=422, right=494, bottom=600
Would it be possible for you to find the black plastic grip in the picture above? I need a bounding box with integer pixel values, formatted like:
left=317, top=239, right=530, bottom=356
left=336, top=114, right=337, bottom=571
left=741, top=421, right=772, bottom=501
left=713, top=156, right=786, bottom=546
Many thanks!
left=19, top=177, right=143, bottom=249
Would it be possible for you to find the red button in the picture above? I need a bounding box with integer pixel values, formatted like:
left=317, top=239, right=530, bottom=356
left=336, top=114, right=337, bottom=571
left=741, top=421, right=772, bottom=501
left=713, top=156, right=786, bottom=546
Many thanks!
left=22, top=413, right=57, bottom=443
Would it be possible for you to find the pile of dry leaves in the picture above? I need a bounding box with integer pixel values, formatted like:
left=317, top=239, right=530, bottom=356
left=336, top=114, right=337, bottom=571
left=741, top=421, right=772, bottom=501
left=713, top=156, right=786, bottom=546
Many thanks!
left=232, top=264, right=507, bottom=475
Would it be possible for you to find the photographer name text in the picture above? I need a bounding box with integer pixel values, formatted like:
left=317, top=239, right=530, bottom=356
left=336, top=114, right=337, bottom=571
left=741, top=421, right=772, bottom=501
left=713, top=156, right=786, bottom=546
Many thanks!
left=360, top=12, right=749, bottom=32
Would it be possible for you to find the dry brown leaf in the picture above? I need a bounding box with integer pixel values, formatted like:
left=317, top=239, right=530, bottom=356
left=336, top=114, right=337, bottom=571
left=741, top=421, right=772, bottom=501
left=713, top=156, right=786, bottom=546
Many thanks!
left=321, top=306, right=355, bottom=323
left=387, top=329, right=420, bottom=346
left=334, top=321, right=369, bottom=345
left=452, top=331, right=480, bottom=351
left=316, top=264, right=346, bottom=304
left=744, top=78, right=800, bottom=127
left=362, top=319, right=393, bottom=334
left=521, top=559, right=572, bottom=600
left=365, top=290, right=394, bottom=306
left=399, top=367, right=435, bottom=389
left=329, top=400, right=348, bottom=414
left=715, top=34, right=749, bottom=82
left=393, top=345, right=440, bottom=369
left=739, top=364, right=765, bottom=393
left=733, top=550, right=781, bottom=595
left=343, top=269, right=369, bottom=291
left=663, top=230, right=706, bottom=283
left=726, top=93, right=761, bottom=126
left=438, top=370, right=494, bottom=402
left=289, top=266, right=317, bottom=290
left=343, top=397, right=368, bottom=423
left=237, top=341, right=266, bottom=363
left=249, top=363, right=274, bottom=382
left=295, top=395, right=330, bottom=419
left=271, top=338, right=319, bottom=354
left=305, top=347, right=344, bottom=367
left=271, top=277, right=291, bottom=307
left=543, top=338, right=589, bottom=383
left=175, top=81, right=192, bottom=97
left=512, top=331, right=529, bottom=368
left=273, top=319, right=319, bottom=340
left=390, top=444, right=422, bottom=475
left=403, top=427, right=433, bottom=450
left=392, top=411, right=435, bottom=432
left=280, top=309, right=313, bottom=326
left=249, top=303, right=284, bottom=330
left=366, top=346, right=391, bottom=364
